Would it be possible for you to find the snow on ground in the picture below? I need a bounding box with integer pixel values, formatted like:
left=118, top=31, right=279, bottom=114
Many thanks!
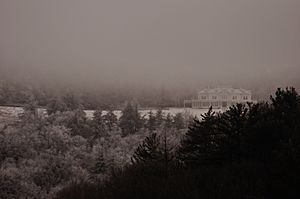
left=0, top=106, right=223, bottom=121
left=85, top=108, right=223, bottom=120
left=0, top=106, right=24, bottom=116
left=0, top=106, right=24, bottom=124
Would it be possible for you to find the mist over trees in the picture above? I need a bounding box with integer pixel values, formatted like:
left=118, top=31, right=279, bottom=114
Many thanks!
left=2, top=78, right=299, bottom=111
left=0, top=79, right=185, bottom=109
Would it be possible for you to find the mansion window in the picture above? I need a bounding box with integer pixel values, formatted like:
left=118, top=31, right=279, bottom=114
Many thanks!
left=212, top=96, right=217, bottom=100
left=202, top=102, right=210, bottom=106
left=243, top=96, right=248, bottom=100
left=201, top=96, right=207, bottom=100
left=211, top=102, right=218, bottom=107
left=232, top=96, right=237, bottom=100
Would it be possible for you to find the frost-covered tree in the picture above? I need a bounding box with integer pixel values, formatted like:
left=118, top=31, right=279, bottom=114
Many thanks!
left=66, top=108, right=93, bottom=138
left=164, top=113, right=173, bottom=129
left=146, top=111, right=156, bottom=132
left=119, top=102, right=142, bottom=136
left=47, top=97, right=68, bottom=115
left=91, top=108, right=106, bottom=137
left=103, top=109, right=118, bottom=131
left=155, top=108, right=164, bottom=128
left=0, top=167, right=42, bottom=199
left=173, top=113, right=185, bottom=130
left=32, top=154, right=73, bottom=193
left=62, top=92, right=81, bottom=111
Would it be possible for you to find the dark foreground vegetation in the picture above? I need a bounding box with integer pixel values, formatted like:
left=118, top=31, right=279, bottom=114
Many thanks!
left=55, top=87, right=300, bottom=199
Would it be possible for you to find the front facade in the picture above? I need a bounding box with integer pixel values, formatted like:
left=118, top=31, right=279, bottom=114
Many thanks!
left=184, top=87, right=253, bottom=109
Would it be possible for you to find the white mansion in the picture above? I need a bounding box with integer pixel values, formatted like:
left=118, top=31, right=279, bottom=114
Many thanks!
left=184, top=87, right=254, bottom=109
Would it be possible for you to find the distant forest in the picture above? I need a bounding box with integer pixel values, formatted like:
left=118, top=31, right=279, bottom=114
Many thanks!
left=0, top=78, right=291, bottom=109
left=0, top=79, right=187, bottom=109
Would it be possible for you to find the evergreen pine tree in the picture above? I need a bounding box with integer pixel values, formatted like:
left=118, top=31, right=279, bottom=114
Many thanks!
left=146, top=111, right=156, bottom=132
left=216, top=103, right=249, bottom=162
left=164, top=113, right=173, bottom=129
left=179, top=107, right=221, bottom=166
left=67, top=106, right=92, bottom=137
left=47, top=97, right=68, bottom=115
left=155, top=108, right=164, bottom=128
left=173, top=112, right=185, bottom=130
left=132, top=133, right=163, bottom=164
left=103, top=109, right=118, bottom=131
left=119, top=102, right=142, bottom=136
left=62, top=92, right=81, bottom=111
left=92, top=108, right=106, bottom=138
left=91, top=150, right=106, bottom=174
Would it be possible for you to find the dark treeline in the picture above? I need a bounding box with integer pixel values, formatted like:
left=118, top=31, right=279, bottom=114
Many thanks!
left=56, top=87, right=300, bottom=199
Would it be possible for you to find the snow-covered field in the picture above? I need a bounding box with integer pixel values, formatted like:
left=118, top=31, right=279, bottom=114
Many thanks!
left=85, top=108, right=223, bottom=119
left=0, top=106, right=24, bottom=116
left=0, top=106, right=24, bottom=124
left=0, top=106, right=223, bottom=121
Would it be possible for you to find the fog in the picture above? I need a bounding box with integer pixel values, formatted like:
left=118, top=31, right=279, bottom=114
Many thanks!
left=0, top=0, right=300, bottom=89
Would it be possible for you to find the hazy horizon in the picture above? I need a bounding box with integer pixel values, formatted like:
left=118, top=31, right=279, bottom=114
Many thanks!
left=1, top=0, right=300, bottom=89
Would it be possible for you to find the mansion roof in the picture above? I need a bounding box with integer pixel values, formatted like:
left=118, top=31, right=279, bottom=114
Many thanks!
left=198, top=87, right=251, bottom=95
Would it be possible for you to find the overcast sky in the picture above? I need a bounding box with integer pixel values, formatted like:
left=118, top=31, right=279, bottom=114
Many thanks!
left=0, top=0, right=299, bottom=88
